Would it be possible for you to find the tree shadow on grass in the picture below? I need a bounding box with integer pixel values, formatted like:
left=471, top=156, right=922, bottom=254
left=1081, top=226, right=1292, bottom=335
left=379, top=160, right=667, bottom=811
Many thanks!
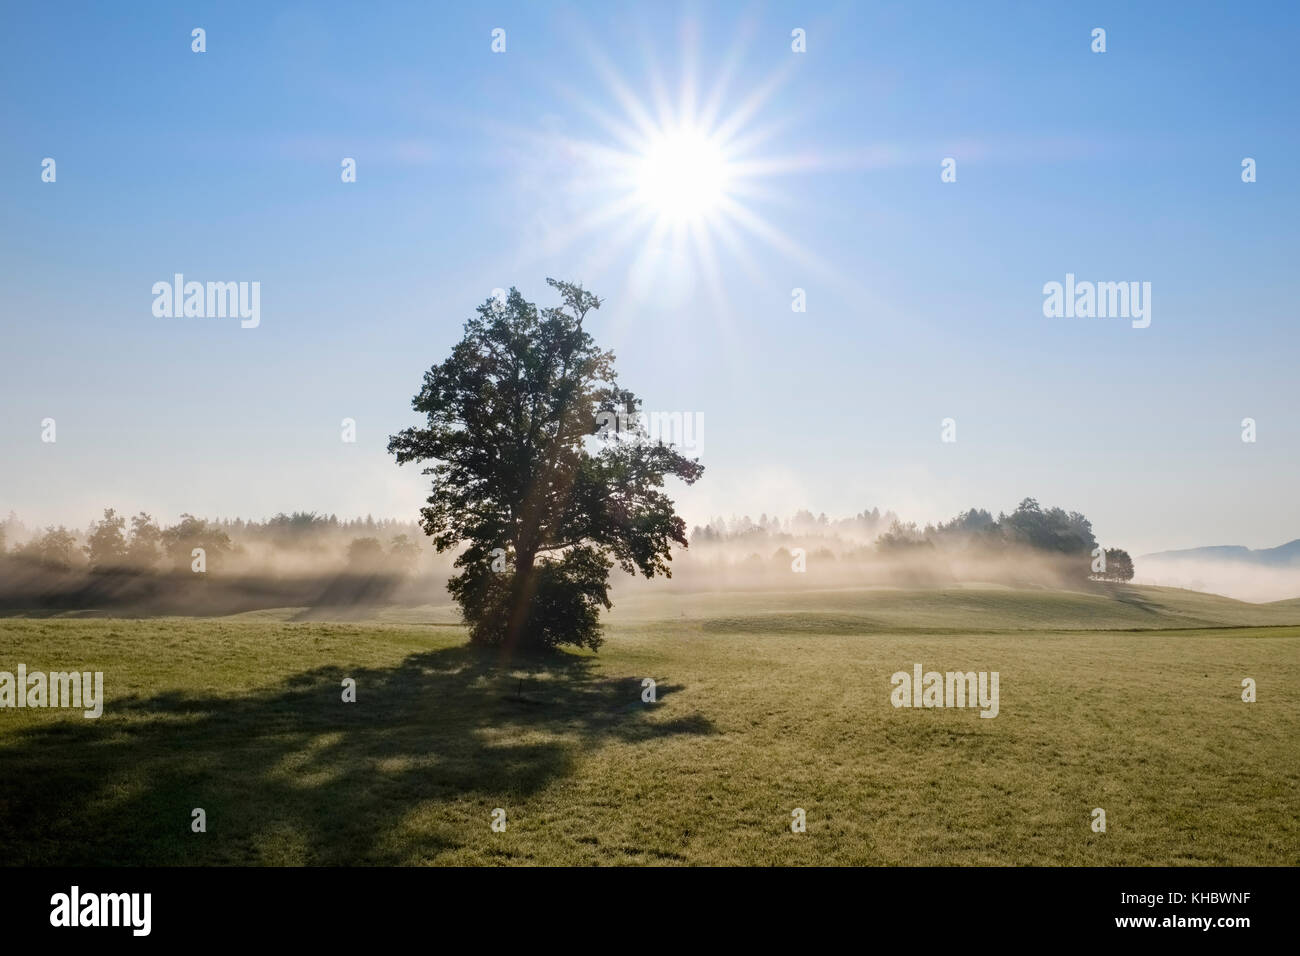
left=0, top=645, right=713, bottom=865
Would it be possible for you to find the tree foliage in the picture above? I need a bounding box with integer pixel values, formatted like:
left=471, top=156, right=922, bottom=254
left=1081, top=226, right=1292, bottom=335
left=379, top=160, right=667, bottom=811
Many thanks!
left=20, top=526, right=79, bottom=569
left=161, top=514, right=232, bottom=571
left=125, top=512, right=163, bottom=568
left=997, top=497, right=1096, bottom=556
left=84, top=508, right=128, bottom=569
left=389, top=280, right=703, bottom=652
left=1097, top=547, right=1135, bottom=582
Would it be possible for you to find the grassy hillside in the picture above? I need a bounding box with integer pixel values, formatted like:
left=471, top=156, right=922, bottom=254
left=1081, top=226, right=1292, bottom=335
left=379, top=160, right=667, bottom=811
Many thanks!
left=1, top=584, right=1296, bottom=865
left=608, top=583, right=1300, bottom=631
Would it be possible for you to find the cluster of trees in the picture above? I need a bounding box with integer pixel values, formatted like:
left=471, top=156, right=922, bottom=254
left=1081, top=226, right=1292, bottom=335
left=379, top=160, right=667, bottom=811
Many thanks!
left=7, top=509, right=235, bottom=572
left=692, top=507, right=897, bottom=544
left=209, top=511, right=418, bottom=547
left=692, top=499, right=1098, bottom=554
left=879, top=499, right=1098, bottom=555
left=689, top=498, right=1135, bottom=582
left=345, top=535, right=421, bottom=574
left=1095, top=548, right=1136, bottom=582
left=0, top=509, right=428, bottom=576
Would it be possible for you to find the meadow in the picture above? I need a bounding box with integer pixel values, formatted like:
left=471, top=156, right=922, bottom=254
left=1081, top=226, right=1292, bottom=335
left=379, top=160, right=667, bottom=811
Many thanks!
left=1, top=584, right=1297, bottom=866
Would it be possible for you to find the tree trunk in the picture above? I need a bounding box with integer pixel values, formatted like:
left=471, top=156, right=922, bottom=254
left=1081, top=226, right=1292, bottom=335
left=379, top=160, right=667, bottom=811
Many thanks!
left=504, top=546, right=539, bottom=651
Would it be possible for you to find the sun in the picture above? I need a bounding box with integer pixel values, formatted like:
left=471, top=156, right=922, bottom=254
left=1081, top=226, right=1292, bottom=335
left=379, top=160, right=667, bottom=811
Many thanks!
left=633, top=126, right=732, bottom=224
left=506, top=26, right=849, bottom=309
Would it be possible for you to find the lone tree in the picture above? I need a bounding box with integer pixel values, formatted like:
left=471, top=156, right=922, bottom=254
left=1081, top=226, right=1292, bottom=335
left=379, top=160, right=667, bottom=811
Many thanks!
left=1097, top=547, right=1135, bottom=582
left=389, top=280, right=703, bottom=653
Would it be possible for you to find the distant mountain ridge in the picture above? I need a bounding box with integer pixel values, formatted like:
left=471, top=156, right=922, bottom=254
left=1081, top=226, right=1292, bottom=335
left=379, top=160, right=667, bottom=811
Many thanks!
left=1142, top=539, right=1300, bottom=566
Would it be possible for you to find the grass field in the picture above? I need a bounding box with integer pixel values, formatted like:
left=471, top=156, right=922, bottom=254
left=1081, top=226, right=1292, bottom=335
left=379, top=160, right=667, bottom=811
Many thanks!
left=2, top=584, right=1298, bottom=865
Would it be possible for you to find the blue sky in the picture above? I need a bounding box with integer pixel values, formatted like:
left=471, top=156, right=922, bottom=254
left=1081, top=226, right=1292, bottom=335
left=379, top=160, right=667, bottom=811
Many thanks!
left=2, top=1, right=1297, bottom=556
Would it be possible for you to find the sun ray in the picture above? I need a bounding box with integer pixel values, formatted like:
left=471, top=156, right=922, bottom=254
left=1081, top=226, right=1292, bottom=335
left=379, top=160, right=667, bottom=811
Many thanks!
left=506, top=20, right=901, bottom=319
left=713, top=195, right=837, bottom=282
left=709, top=59, right=798, bottom=146
left=695, top=19, right=758, bottom=133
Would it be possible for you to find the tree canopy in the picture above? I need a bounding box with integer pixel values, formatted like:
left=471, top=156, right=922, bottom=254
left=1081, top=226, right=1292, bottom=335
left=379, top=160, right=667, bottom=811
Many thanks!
left=1096, top=547, right=1135, bottom=582
left=389, top=280, right=703, bottom=652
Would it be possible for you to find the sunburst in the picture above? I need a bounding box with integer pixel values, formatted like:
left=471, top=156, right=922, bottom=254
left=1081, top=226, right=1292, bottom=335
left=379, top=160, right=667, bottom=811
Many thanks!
left=502, top=26, right=841, bottom=308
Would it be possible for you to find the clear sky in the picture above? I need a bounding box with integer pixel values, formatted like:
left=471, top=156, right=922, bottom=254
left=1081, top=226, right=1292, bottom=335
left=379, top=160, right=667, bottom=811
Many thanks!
left=2, top=1, right=1297, bottom=556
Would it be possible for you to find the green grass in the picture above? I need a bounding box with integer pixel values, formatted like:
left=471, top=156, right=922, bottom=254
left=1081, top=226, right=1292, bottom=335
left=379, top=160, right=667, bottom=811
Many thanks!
left=1, top=584, right=1297, bottom=865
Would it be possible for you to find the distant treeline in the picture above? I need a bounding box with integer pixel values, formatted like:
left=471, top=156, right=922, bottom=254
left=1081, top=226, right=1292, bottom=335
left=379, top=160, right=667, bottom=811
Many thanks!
left=692, top=506, right=899, bottom=543
left=2, top=499, right=1134, bottom=578
left=0, top=510, right=430, bottom=575
left=0, top=498, right=1135, bottom=614
left=691, top=498, right=1134, bottom=582
left=0, top=510, right=452, bottom=615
